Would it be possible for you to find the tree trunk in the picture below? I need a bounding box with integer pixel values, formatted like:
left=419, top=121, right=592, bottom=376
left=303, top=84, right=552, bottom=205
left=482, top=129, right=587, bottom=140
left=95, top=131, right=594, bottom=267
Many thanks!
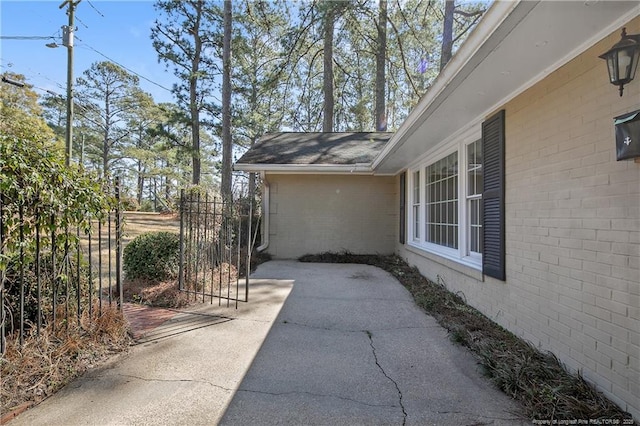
left=190, top=0, right=204, bottom=185
left=221, top=0, right=233, bottom=202
left=375, top=0, right=387, bottom=131
left=137, top=161, right=144, bottom=205
left=322, top=3, right=334, bottom=133
left=102, top=94, right=110, bottom=178
left=164, top=159, right=171, bottom=201
left=102, top=133, right=109, bottom=178
left=136, top=126, right=144, bottom=204
left=248, top=136, right=257, bottom=207
left=440, top=0, right=455, bottom=71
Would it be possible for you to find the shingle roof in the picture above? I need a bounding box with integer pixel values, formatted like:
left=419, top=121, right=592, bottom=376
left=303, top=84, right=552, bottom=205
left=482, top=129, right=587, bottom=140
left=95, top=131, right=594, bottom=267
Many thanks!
left=235, top=132, right=393, bottom=166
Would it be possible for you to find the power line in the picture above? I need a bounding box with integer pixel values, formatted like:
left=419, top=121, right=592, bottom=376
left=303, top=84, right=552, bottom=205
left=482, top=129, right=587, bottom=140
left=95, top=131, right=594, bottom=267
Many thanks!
left=76, top=38, right=174, bottom=94
left=28, top=84, right=106, bottom=129
left=2, top=75, right=68, bottom=102
left=0, top=61, right=66, bottom=92
left=75, top=15, right=90, bottom=29
left=85, top=0, right=105, bottom=18
left=70, top=3, right=172, bottom=96
left=0, top=35, right=58, bottom=40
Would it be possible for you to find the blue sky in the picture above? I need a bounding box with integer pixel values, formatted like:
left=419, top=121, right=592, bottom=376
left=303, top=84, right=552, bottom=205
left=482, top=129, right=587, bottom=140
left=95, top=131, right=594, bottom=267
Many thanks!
left=0, top=0, right=178, bottom=104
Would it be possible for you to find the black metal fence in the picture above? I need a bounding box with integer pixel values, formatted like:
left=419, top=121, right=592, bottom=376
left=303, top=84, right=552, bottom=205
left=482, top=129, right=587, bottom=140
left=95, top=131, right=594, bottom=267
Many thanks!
left=0, top=180, right=123, bottom=353
left=178, top=190, right=256, bottom=309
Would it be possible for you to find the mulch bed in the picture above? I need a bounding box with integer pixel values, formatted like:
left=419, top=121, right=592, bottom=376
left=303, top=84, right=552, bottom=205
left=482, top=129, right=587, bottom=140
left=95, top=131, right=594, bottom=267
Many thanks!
left=299, top=252, right=636, bottom=424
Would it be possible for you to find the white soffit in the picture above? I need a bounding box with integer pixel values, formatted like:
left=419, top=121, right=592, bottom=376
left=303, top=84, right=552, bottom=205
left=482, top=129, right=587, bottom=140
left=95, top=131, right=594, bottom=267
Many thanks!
left=374, top=0, right=640, bottom=175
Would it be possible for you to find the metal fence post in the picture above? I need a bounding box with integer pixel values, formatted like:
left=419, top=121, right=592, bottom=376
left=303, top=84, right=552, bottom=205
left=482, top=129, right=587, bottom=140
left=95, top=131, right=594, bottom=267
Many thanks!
left=115, top=177, right=123, bottom=310
left=98, top=219, right=102, bottom=315
left=246, top=198, right=252, bottom=303
left=76, top=225, right=81, bottom=326
left=108, top=206, right=112, bottom=307
left=0, top=193, right=5, bottom=354
left=178, top=189, right=185, bottom=292
left=196, top=191, right=202, bottom=302
left=88, top=223, right=93, bottom=320
left=51, top=215, right=57, bottom=331
left=19, top=204, right=25, bottom=346
left=36, top=209, right=41, bottom=334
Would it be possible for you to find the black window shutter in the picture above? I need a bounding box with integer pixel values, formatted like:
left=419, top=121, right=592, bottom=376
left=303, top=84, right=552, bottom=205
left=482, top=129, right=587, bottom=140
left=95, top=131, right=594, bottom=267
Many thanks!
left=399, top=171, right=406, bottom=244
left=482, top=110, right=506, bottom=281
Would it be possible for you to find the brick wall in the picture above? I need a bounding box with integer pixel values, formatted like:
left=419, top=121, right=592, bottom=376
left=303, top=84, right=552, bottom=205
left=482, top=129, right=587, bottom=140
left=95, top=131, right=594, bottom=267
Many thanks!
left=264, top=174, right=397, bottom=259
left=398, top=17, right=640, bottom=419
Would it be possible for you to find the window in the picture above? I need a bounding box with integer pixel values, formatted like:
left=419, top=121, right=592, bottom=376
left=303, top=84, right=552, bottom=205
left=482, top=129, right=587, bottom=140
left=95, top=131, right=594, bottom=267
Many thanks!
left=412, top=170, right=420, bottom=241
left=407, top=134, right=483, bottom=267
left=467, top=140, right=482, bottom=255
left=405, top=111, right=504, bottom=278
left=399, top=172, right=406, bottom=244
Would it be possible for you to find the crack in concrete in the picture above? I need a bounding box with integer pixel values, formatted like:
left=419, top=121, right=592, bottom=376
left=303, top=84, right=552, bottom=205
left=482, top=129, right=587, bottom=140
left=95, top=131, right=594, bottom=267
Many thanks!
left=291, top=294, right=414, bottom=303
left=281, top=320, right=438, bottom=334
left=111, top=373, right=234, bottom=392
left=234, top=317, right=273, bottom=324
left=366, top=330, right=407, bottom=426
left=236, top=387, right=400, bottom=410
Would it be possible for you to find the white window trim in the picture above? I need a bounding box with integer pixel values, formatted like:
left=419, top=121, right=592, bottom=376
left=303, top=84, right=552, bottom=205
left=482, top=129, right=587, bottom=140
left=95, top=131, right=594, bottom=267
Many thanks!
left=412, top=170, right=421, bottom=242
left=407, top=126, right=482, bottom=270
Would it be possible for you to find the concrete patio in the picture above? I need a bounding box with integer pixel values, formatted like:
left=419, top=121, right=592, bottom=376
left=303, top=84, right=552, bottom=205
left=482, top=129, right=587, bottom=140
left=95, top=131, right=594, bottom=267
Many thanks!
left=10, top=261, right=527, bottom=425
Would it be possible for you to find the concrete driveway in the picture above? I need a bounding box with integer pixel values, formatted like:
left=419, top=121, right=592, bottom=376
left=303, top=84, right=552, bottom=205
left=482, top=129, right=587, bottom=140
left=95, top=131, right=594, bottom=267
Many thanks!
left=10, top=260, right=527, bottom=425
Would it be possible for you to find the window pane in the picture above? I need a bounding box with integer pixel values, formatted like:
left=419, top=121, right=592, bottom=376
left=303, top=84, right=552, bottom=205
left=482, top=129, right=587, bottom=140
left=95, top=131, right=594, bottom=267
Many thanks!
left=469, top=198, right=482, bottom=253
left=425, top=152, right=458, bottom=249
left=467, top=139, right=483, bottom=255
left=413, top=171, right=420, bottom=240
left=467, top=140, right=482, bottom=196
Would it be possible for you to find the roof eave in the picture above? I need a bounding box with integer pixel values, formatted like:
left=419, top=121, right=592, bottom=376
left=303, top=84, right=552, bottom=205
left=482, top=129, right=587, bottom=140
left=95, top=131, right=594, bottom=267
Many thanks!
left=371, top=0, right=522, bottom=172
left=372, top=0, right=640, bottom=175
left=233, top=163, right=375, bottom=175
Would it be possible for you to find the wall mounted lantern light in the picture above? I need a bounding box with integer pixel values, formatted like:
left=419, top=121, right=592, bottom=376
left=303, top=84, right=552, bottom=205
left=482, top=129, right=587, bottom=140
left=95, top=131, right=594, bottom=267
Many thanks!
left=599, top=28, right=640, bottom=96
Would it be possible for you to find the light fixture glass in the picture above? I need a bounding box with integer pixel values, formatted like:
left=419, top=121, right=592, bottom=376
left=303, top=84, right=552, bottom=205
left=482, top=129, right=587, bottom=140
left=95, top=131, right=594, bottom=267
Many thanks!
left=599, top=28, right=640, bottom=96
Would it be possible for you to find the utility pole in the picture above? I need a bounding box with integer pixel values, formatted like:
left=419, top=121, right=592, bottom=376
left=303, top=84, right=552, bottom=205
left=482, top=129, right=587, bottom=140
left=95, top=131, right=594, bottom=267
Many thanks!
left=60, top=0, right=81, bottom=166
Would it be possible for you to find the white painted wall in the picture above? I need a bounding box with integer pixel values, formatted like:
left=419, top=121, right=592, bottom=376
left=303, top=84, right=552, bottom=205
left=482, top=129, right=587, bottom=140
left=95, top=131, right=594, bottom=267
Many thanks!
left=264, top=174, right=397, bottom=259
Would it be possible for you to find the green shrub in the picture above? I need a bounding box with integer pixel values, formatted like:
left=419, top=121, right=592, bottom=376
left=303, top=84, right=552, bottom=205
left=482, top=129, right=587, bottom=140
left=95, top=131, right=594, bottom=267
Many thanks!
left=120, top=197, right=140, bottom=211
left=123, top=232, right=180, bottom=281
left=139, top=199, right=155, bottom=212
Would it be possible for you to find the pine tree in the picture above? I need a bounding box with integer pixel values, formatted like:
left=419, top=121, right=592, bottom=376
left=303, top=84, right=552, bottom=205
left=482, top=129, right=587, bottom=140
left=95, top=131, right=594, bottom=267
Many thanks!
left=75, top=61, right=142, bottom=177
left=151, top=0, right=219, bottom=185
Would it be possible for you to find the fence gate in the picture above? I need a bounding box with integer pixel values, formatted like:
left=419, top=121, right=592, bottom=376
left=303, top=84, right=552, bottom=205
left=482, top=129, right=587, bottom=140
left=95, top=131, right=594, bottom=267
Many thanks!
left=178, top=190, right=254, bottom=308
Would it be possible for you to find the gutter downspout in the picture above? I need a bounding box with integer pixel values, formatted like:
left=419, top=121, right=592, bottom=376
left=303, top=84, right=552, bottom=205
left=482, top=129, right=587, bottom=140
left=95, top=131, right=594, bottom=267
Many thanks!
left=256, top=171, right=269, bottom=252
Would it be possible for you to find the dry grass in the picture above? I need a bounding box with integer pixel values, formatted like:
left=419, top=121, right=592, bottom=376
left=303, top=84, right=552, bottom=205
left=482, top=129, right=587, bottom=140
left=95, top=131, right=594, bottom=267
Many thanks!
left=1, top=305, right=131, bottom=417
left=299, top=252, right=636, bottom=424
left=120, top=212, right=180, bottom=245
left=120, top=278, right=191, bottom=308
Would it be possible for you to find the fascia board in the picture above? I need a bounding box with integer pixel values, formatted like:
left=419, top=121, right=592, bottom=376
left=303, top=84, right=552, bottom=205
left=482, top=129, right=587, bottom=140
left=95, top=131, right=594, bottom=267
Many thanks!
left=233, top=163, right=374, bottom=175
